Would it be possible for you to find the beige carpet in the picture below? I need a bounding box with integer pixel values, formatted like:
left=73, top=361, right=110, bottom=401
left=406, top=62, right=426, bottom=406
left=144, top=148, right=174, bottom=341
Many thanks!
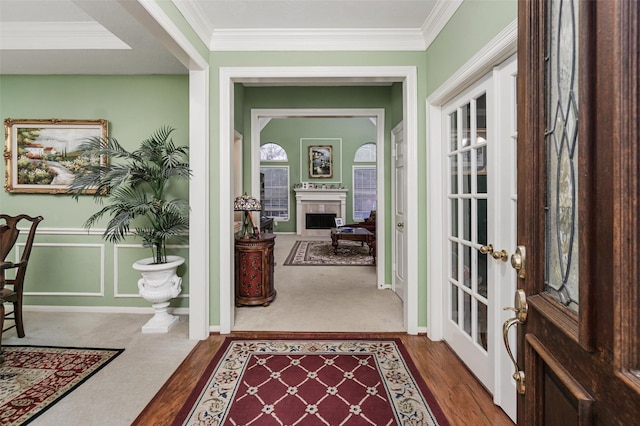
left=233, top=234, right=404, bottom=332
left=2, top=311, right=196, bottom=426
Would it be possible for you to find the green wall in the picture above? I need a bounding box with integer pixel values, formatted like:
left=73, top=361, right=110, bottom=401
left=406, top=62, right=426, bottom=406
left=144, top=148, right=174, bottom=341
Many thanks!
left=260, top=117, right=377, bottom=232
left=242, top=85, right=392, bottom=229
left=425, top=0, right=517, bottom=96
left=0, top=74, right=190, bottom=309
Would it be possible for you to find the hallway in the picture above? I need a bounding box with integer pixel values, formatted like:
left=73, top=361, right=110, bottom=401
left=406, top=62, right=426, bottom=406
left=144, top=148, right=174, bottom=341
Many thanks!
left=233, top=234, right=404, bottom=332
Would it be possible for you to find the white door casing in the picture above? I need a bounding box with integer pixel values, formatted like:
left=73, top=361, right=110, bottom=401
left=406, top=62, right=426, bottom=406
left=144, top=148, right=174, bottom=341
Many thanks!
left=426, top=22, right=517, bottom=420
left=391, top=122, right=407, bottom=304
left=218, top=66, right=419, bottom=335
left=492, top=56, right=518, bottom=422
left=428, top=54, right=517, bottom=422
left=250, top=108, right=386, bottom=290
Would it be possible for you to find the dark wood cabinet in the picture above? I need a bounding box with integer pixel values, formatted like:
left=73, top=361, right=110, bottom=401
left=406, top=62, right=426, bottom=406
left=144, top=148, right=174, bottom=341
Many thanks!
left=234, top=233, right=276, bottom=307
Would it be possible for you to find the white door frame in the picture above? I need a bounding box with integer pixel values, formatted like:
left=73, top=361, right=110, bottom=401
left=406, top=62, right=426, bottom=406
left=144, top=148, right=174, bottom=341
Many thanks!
left=218, top=66, right=419, bottom=335
left=426, top=20, right=517, bottom=339
left=426, top=20, right=517, bottom=419
left=249, top=108, right=387, bottom=291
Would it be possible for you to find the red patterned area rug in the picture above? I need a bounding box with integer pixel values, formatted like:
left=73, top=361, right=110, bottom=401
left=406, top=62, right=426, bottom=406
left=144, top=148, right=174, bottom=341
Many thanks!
left=0, top=345, right=123, bottom=425
left=173, top=338, right=450, bottom=425
left=284, top=240, right=375, bottom=266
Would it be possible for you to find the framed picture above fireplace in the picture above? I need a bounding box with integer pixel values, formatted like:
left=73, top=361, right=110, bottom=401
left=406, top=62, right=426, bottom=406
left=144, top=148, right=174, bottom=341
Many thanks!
left=308, top=145, right=332, bottom=178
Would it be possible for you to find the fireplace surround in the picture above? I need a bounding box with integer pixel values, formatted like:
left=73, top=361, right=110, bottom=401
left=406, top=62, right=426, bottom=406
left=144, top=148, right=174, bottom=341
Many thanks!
left=294, top=188, right=347, bottom=236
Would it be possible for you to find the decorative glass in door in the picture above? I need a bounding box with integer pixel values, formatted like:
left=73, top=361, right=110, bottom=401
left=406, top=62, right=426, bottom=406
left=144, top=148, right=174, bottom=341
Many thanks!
left=545, top=0, right=579, bottom=313
left=448, top=94, right=489, bottom=350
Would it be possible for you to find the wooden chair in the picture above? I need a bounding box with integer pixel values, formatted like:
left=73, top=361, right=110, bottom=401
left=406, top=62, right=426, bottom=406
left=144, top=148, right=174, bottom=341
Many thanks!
left=0, top=214, right=44, bottom=339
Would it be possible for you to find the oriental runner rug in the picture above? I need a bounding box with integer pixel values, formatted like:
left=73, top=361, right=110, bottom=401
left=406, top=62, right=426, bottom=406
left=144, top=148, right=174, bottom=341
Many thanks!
left=173, top=338, right=450, bottom=425
left=284, top=240, right=375, bottom=266
left=0, top=345, right=123, bottom=425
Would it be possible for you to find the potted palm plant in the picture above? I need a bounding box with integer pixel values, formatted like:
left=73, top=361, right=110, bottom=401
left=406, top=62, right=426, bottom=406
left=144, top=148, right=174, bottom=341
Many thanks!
left=69, top=126, right=190, bottom=333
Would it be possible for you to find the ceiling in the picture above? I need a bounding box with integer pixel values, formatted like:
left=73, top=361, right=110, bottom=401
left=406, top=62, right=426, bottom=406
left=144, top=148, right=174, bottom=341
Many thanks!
left=0, top=0, right=450, bottom=75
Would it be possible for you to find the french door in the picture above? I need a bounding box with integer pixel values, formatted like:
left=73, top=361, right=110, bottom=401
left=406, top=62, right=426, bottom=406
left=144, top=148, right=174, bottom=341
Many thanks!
left=516, top=0, right=640, bottom=423
left=443, top=55, right=518, bottom=420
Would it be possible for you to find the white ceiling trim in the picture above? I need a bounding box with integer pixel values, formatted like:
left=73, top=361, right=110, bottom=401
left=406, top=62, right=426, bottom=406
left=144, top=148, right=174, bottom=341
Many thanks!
left=209, top=28, right=427, bottom=51
left=173, top=0, right=213, bottom=48
left=421, top=0, right=464, bottom=49
left=162, top=0, right=462, bottom=52
left=134, top=0, right=208, bottom=70
left=0, top=22, right=130, bottom=50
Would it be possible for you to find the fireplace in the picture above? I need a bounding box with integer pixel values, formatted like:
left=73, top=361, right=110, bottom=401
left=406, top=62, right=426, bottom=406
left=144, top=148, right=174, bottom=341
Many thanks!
left=294, top=188, right=348, bottom=236
left=306, top=213, right=337, bottom=229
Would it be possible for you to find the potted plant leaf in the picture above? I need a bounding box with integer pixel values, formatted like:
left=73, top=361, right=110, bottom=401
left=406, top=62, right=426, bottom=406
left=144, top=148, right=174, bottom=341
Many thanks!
left=68, top=126, right=190, bottom=332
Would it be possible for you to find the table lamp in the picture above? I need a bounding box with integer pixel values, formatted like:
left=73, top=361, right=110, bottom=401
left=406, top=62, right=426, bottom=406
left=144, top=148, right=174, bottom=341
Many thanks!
left=234, top=193, right=262, bottom=239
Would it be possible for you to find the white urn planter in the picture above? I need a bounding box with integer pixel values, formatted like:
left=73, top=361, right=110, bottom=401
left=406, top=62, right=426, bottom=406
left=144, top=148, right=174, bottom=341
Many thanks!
left=133, top=255, right=184, bottom=333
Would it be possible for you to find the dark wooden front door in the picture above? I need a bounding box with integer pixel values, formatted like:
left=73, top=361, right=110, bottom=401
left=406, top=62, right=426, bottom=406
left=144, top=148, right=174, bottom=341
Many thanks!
left=516, top=0, right=640, bottom=424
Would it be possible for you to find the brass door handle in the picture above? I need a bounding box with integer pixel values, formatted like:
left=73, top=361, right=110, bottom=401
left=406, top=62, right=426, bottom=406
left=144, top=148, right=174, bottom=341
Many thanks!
left=503, top=289, right=528, bottom=394
left=480, top=244, right=509, bottom=262
left=492, top=249, right=509, bottom=262
left=397, top=222, right=404, bottom=228
left=479, top=244, right=494, bottom=255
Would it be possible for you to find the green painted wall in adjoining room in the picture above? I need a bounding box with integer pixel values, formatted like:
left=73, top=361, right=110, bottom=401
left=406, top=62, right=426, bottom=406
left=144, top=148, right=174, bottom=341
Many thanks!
left=234, top=83, right=245, bottom=134
left=239, top=85, right=395, bottom=199
left=239, top=85, right=393, bottom=284
left=260, top=117, right=377, bottom=232
left=390, top=82, right=404, bottom=129
left=0, top=74, right=190, bottom=309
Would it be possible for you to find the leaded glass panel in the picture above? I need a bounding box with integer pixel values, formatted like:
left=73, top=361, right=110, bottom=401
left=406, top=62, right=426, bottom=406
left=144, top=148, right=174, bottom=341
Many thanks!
left=545, top=0, right=579, bottom=312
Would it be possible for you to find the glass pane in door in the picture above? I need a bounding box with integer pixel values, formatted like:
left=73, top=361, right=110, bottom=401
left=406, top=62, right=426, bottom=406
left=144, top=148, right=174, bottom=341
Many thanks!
left=447, top=95, right=490, bottom=352
left=545, top=0, right=579, bottom=312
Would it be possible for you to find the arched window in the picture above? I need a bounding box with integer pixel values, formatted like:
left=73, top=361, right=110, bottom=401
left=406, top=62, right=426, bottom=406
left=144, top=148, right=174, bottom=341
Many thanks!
left=260, top=143, right=289, bottom=220
left=353, top=143, right=376, bottom=162
left=260, top=143, right=288, bottom=161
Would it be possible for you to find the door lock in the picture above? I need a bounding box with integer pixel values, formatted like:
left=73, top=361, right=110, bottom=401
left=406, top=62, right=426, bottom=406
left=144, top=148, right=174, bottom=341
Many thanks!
left=510, top=245, right=526, bottom=278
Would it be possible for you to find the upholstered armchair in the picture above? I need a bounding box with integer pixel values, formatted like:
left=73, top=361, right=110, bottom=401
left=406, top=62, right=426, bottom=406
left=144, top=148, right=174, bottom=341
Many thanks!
left=344, top=210, right=376, bottom=234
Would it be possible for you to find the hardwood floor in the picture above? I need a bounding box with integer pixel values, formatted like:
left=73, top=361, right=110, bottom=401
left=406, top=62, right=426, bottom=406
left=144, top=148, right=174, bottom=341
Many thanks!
left=133, top=332, right=514, bottom=425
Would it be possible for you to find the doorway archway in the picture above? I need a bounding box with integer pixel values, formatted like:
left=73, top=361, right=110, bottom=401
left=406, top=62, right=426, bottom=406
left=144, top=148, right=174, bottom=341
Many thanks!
left=214, top=66, right=419, bottom=334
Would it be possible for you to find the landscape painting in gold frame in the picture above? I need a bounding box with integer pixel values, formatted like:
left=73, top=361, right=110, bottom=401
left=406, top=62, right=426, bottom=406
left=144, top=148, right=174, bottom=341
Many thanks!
left=3, top=118, right=108, bottom=194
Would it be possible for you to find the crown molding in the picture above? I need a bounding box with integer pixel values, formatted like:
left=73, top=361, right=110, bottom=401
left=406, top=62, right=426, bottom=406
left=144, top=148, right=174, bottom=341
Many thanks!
left=422, top=0, right=464, bottom=49
left=172, top=0, right=215, bottom=50
left=0, top=22, right=130, bottom=50
left=209, top=28, right=427, bottom=51
left=175, top=0, right=460, bottom=52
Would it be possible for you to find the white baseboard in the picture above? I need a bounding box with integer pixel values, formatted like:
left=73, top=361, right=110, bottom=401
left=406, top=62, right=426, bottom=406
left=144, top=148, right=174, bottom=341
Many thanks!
left=23, top=305, right=189, bottom=315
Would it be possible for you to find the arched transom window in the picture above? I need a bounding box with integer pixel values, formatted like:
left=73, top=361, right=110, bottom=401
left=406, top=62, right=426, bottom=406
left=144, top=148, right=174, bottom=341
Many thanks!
left=260, top=143, right=288, bottom=161
left=353, top=142, right=376, bottom=162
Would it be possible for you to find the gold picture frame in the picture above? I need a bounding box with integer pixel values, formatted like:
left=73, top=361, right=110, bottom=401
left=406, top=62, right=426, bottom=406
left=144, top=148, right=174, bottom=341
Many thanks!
left=308, top=145, right=333, bottom=178
left=3, top=118, right=108, bottom=194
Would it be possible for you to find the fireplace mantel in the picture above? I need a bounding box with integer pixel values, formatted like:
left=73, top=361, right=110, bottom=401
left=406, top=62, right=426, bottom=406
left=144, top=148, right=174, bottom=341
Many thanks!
left=294, top=188, right=348, bottom=236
